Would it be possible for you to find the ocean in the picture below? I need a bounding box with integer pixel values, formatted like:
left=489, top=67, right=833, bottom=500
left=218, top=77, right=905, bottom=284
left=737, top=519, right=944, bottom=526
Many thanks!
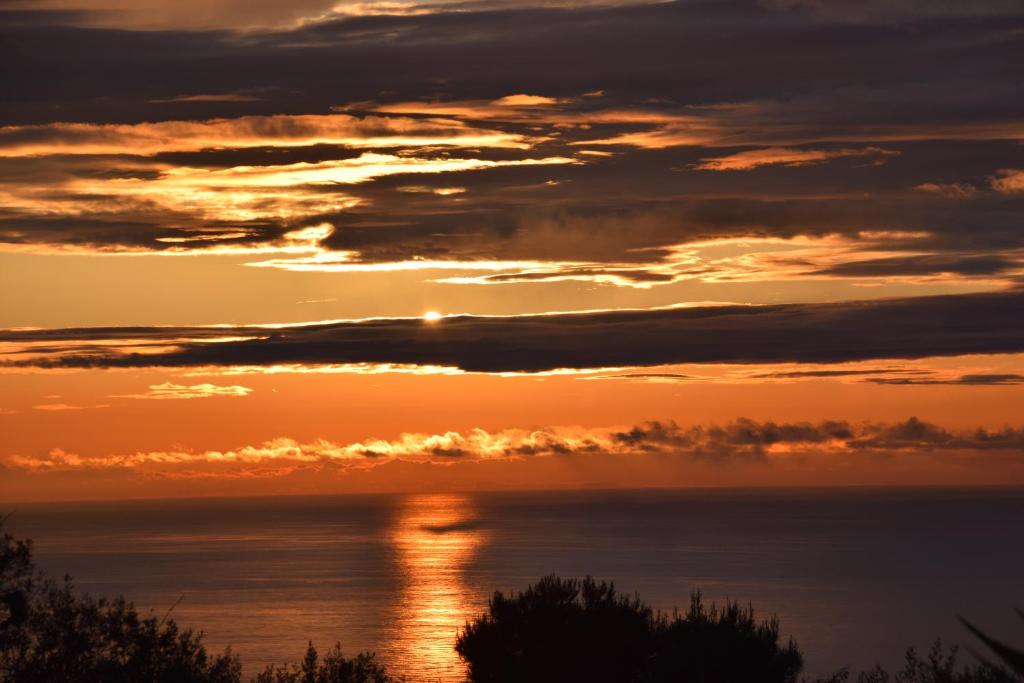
left=7, top=487, right=1024, bottom=681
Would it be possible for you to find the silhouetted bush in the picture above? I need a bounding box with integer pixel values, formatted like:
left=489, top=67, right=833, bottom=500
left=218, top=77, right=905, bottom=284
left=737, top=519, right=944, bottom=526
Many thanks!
left=0, top=524, right=241, bottom=682
left=253, top=641, right=391, bottom=683
left=648, top=591, right=803, bottom=683
left=455, top=574, right=803, bottom=683
left=808, top=641, right=1019, bottom=683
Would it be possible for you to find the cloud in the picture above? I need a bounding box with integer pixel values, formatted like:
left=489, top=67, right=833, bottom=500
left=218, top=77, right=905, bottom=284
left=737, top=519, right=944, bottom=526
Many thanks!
left=7, top=1, right=1021, bottom=134
left=693, top=146, right=897, bottom=171
left=759, top=0, right=1024, bottom=22
left=572, top=95, right=1024, bottom=150
left=991, top=169, right=1024, bottom=194
left=6, top=417, right=1023, bottom=476
left=146, top=92, right=265, bottom=104
left=814, top=254, right=1021, bottom=278
left=0, top=113, right=530, bottom=157
left=3, top=291, right=1023, bottom=373
left=4, top=135, right=1022, bottom=289
left=492, top=94, right=563, bottom=107
left=32, top=403, right=84, bottom=411
left=111, top=382, right=253, bottom=400
left=754, top=368, right=919, bottom=379
left=866, top=373, right=1024, bottom=386
left=914, top=182, right=977, bottom=199
left=2, top=0, right=1023, bottom=291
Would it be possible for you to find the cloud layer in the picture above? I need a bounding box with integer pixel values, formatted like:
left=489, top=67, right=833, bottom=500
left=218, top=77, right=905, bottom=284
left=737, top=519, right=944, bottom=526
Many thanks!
left=1, top=0, right=1022, bottom=289
left=7, top=417, right=1023, bottom=478
left=3, top=291, right=1022, bottom=373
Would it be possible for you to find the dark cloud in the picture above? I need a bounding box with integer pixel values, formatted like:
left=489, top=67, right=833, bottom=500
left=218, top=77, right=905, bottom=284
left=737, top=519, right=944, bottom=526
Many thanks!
left=0, top=0, right=1022, bottom=285
left=815, top=254, right=1022, bottom=278
left=867, top=373, right=1024, bottom=386
left=311, top=183, right=1024, bottom=274
left=4, top=290, right=1023, bottom=372
left=597, top=372, right=696, bottom=380
left=754, top=368, right=924, bottom=379
left=611, top=418, right=855, bottom=458
left=4, top=1, right=1021, bottom=124
left=152, top=145, right=365, bottom=169
left=608, top=416, right=1024, bottom=458
left=847, top=416, right=1024, bottom=450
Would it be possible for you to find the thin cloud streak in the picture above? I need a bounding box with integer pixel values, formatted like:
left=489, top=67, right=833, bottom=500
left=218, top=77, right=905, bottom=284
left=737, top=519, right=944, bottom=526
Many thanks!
left=0, top=113, right=531, bottom=157
left=110, top=381, right=253, bottom=400
left=692, top=146, right=898, bottom=171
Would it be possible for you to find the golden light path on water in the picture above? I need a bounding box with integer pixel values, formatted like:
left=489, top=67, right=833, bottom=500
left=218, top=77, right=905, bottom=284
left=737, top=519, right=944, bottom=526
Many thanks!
left=388, top=494, right=486, bottom=681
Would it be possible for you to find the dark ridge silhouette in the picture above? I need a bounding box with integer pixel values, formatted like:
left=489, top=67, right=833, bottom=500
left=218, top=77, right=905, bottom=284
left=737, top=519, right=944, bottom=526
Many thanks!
left=2, top=523, right=1020, bottom=682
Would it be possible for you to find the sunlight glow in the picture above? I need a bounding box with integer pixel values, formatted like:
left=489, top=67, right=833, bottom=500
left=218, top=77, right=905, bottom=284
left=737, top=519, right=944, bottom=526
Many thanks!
left=390, top=494, right=485, bottom=681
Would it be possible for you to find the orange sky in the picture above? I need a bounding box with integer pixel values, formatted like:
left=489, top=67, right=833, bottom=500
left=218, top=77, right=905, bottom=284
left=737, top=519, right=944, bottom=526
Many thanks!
left=3, top=354, right=1024, bottom=501
left=2, top=1, right=1023, bottom=501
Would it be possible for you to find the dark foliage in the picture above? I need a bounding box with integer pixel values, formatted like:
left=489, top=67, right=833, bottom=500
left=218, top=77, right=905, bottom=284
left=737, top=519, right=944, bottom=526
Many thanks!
left=960, top=612, right=1024, bottom=677
left=455, top=574, right=803, bottom=683
left=253, top=641, right=391, bottom=683
left=809, top=641, right=1020, bottom=683
left=648, top=592, right=804, bottom=683
left=0, top=523, right=241, bottom=683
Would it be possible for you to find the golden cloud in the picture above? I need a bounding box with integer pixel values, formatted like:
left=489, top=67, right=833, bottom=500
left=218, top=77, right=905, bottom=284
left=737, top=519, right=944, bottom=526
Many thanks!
left=7, top=418, right=1023, bottom=476
left=0, top=113, right=531, bottom=157
left=111, top=381, right=253, bottom=400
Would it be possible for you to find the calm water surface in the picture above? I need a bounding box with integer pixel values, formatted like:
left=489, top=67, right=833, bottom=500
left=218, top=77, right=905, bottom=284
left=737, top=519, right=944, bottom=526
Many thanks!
left=9, top=488, right=1024, bottom=681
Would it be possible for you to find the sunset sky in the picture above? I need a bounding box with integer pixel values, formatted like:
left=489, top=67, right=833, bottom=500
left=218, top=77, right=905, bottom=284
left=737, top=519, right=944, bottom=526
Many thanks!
left=2, top=0, right=1023, bottom=501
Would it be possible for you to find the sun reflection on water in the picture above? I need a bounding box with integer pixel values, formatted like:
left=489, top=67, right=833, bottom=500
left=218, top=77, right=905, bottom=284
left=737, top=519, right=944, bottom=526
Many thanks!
left=388, top=494, right=486, bottom=682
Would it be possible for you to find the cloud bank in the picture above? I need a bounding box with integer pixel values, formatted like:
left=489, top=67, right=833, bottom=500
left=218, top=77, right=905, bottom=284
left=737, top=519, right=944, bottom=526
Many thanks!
left=7, top=417, right=1023, bottom=478
left=4, top=291, right=1023, bottom=373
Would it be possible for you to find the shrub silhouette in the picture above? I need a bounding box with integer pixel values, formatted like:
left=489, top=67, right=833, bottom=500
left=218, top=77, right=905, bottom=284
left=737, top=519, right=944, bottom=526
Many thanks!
left=809, top=640, right=1019, bottom=682
left=254, top=641, right=391, bottom=683
left=649, top=591, right=803, bottom=683
left=0, top=523, right=242, bottom=682
left=455, top=574, right=803, bottom=683
left=0, top=523, right=390, bottom=683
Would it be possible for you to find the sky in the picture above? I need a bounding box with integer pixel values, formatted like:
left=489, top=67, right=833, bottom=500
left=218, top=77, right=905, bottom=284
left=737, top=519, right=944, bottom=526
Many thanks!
left=1, top=0, right=1023, bottom=501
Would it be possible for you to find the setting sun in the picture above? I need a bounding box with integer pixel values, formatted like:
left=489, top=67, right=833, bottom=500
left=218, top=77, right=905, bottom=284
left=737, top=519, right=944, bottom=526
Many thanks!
left=423, top=311, right=443, bottom=322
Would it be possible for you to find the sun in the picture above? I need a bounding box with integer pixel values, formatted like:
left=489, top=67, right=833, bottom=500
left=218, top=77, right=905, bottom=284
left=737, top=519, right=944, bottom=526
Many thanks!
left=422, top=311, right=443, bottom=322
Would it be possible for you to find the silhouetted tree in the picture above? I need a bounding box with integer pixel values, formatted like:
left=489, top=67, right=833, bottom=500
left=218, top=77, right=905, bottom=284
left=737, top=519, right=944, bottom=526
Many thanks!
left=456, top=574, right=803, bottom=683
